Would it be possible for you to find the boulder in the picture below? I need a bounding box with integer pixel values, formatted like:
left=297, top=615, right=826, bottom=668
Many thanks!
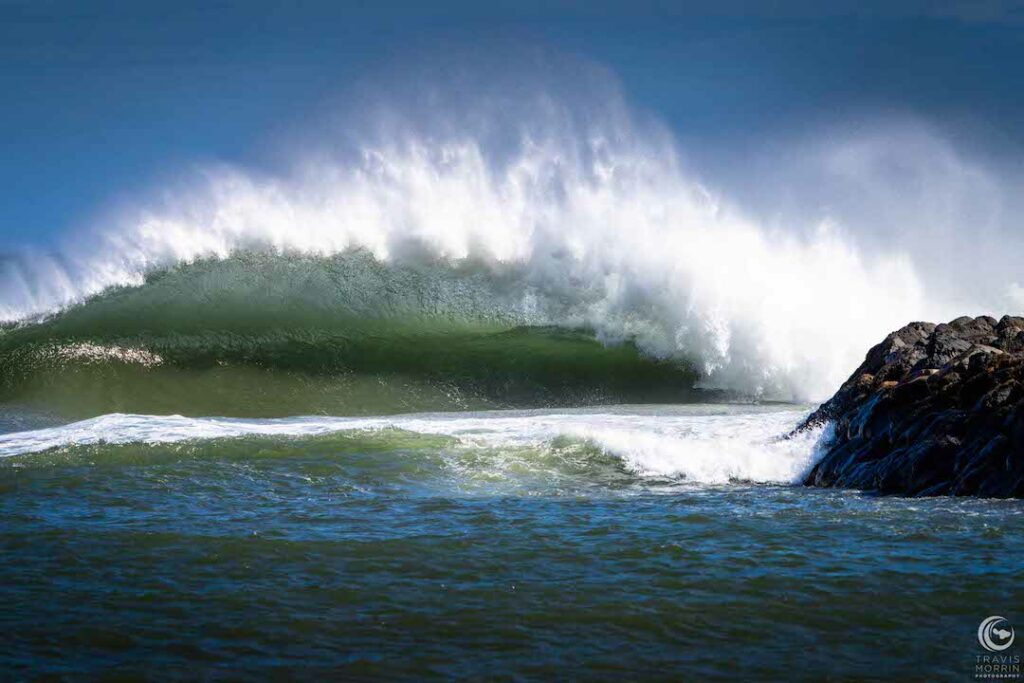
left=797, top=315, right=1024, bottom=497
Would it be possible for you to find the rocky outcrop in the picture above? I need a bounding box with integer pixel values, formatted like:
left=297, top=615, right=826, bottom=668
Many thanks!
left=799, top=315, right=1024, bottom=497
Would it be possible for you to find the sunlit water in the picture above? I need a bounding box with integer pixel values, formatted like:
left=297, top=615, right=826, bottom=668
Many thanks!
left=1, top=404, right=1020, bottom=679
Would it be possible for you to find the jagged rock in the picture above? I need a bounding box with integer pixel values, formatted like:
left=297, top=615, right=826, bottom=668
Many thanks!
left=797, top=315, right=1024, bottom=497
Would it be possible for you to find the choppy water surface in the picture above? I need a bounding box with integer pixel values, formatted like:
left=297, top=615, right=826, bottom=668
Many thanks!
left=1, top=404, right=1020, bottom=680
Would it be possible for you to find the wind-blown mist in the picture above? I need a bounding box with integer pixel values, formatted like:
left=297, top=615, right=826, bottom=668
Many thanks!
left=3, top=68, right=1005, bottom=401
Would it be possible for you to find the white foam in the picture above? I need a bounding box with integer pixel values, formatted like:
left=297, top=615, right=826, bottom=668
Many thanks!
left=6, top=69, right=1002, bottom=399
left=0, top=406, right=823, bottom=485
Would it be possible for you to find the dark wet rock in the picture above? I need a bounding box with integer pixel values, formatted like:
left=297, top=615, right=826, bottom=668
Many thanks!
left=797, top=315, right=1024, bottom=498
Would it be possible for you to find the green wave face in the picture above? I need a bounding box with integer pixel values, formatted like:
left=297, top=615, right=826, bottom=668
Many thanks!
left=0, top=251, right=699, bottom=419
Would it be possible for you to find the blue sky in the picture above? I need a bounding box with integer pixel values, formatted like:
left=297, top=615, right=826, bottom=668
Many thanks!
left=2, top=0, right=1022, bottom=246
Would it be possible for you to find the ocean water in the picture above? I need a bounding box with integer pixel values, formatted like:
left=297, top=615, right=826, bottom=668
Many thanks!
left=2, top=79, right=1021, bottom=681
left=1, top=404, right=1020, bottom=680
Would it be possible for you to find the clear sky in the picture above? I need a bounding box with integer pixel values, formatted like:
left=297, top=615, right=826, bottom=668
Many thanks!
left=2, top=0, right=1022, bottom=246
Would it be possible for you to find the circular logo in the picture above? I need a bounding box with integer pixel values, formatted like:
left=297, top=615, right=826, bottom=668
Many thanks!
left=979, top=616, right=1015, bottom=652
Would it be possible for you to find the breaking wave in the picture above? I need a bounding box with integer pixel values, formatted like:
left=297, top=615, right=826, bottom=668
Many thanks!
left=0, top=66, right=959, bottom=404
left=0, top=251, right=718, bottom=418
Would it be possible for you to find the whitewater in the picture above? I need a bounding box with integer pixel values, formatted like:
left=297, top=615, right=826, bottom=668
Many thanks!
left=0, top=75, right=970, bottom=402
left=0, top=405, right=822, bottom=485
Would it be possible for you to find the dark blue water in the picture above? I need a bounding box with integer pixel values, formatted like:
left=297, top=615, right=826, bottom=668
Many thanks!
left=1, top=411, right=1021, bottom=680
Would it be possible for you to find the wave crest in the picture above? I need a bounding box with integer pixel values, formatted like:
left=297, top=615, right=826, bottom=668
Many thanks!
left=0, top=79, right=935, bottom=399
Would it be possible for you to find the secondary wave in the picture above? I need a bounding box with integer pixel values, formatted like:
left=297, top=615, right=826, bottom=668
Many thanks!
left=0, top=406, right=821, bottom=486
